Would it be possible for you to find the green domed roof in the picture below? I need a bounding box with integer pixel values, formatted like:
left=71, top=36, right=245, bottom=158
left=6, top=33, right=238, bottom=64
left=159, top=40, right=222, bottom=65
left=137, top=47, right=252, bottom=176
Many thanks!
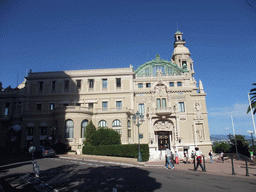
left=135, top=54, right=188, bottom=77
left=175, top=30, right=182, bottom=34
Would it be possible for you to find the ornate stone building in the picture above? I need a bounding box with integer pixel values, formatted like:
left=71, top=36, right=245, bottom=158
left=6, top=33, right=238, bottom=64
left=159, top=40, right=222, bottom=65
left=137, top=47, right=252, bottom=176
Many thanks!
left=1, top=31, right=212, bottom=160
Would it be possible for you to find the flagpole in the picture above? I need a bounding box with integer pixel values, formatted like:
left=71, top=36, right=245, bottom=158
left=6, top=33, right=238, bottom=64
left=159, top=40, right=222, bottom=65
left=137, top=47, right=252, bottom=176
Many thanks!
left=231, top=115, right=238, bottom=156
left=248, top=92, right=256, bottom=138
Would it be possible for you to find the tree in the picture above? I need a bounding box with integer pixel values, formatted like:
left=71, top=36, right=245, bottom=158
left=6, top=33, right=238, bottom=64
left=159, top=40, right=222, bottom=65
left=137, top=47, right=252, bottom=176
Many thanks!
left=90, top=128, right=121, bottom=146
left=213, top=142, right=230, bottom=153
left=247, top=83, right=256, bottom=115
left=83, top=121, right=96, bottom=146
left=228, top=134, right=250, bottom=157
left=0, top=82, right=3, bottom=91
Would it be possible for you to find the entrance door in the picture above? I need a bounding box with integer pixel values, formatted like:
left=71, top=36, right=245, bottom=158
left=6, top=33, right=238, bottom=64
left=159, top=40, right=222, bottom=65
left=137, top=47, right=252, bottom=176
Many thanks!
left=157, top=131, right=170, bottom=150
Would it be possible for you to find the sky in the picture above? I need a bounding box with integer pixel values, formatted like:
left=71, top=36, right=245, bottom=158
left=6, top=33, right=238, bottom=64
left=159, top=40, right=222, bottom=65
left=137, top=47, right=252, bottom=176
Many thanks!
left=1, top=0, right=256, bottom=136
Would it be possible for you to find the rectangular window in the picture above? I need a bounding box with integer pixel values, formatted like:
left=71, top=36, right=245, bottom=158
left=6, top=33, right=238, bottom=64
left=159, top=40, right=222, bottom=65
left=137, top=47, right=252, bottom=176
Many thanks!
left=51, top=81, right=56, bottom=91
left=138, top=103, right=145, bottom=114
left=38, top=81, right=43, bottom=91
left=178, top=102, right=185, bottom=112
left=88, top=103, right=93, bottom=108
left=64, top=80, right=69, bottom=90
left=116, top=101, right=122, bottom=111
left=40, top=127, right=47, bottom=135
left=138, top=83, right=143, bottom=88
left=88, top=79, right=94, bottom=89
left=102, top=101, right=108, bottom=111
left=157, top=98, right=166, bottom=108
left=169, top=82, right=174, bottom=87
left=4, top=102, right=10, bottom=117
left=27, top=128, right=33, bottom=136
left=128, top=129, right=131, bottom=137
left=37, top=103, right=42, bottom=111
left=76, top=80, right=81, bottom=89
left=162, top=98, right=166, bottom=108
left=17, top=102, right=22, bottom=114
left=177, top=82, right=182, bottom=87
left=157, top=99, right=161, bottom=108
left=102, top=79, right=107, bottom=88
left=116, top=78, right=121, bottom=88
left=146, top=83, right=151, bottom=88
left=50, top=103, right=55, bottom=110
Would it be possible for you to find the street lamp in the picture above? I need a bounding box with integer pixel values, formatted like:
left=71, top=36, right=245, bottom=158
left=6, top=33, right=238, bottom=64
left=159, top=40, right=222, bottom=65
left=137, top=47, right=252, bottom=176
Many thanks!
left=132, top=111, right=144, bottom=162
left=50, top=125, right=57, bottom=146
left=247, top=130, right=254, bottom=148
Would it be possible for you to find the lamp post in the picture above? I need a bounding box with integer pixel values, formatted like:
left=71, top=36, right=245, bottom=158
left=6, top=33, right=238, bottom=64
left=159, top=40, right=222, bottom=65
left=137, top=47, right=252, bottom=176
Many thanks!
left=247, top=130, right=254, bottom=148
left=132, top=111, right=144, bottom=162
left=50, top=125, right=56, bottom=146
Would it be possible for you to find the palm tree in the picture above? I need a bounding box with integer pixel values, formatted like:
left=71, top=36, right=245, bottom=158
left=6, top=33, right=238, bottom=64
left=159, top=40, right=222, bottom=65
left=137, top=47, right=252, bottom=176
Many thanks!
left=247, top=83, right=256, bottom=115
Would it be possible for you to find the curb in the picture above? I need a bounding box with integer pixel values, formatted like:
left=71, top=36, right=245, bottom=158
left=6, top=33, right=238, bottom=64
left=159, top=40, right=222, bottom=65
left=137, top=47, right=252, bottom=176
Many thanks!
left=58, top=156, right=144, bottom=167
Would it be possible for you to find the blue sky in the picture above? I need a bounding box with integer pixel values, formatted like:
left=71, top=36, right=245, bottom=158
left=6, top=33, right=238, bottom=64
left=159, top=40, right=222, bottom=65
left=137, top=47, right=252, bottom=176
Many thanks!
left=1, top=0, right=256, bottom=136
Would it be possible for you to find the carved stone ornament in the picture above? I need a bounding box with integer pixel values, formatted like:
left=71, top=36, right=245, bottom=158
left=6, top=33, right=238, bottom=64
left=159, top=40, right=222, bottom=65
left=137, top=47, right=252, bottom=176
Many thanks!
left=153, top=121, right=173, bottom=131
left=155, top=85, right=167, bottom=95
left=194, top=101, right=200, bottom=111
left=196, top=130, right=204, bottom=142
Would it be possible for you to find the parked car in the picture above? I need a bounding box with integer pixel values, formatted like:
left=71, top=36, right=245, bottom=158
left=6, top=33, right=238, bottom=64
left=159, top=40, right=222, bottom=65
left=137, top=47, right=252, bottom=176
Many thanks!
left=35, top=147, right=56, bottom=157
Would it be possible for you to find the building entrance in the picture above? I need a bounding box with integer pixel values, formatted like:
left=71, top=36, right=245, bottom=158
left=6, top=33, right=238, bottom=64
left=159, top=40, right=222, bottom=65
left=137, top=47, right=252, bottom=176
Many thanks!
left=157, top=131, right=170, bottom=150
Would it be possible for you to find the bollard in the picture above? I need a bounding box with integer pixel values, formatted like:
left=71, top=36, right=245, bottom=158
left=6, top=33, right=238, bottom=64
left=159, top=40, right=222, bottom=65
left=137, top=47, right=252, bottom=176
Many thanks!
left=231, top=156, right=236, bottom=175
left=203, top=156, right=206, bottom=172
left=34, top=163, right=40, bottom=178
left=245, top=159, right=249, bottom=176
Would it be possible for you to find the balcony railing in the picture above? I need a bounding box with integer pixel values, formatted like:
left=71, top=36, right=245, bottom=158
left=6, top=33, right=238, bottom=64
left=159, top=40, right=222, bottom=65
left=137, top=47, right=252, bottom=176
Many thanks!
left=155, top=107, right=173, bottom=115
left=54, top=106, right=93, bottom=114
left=96, top=107, right=133, bottom=113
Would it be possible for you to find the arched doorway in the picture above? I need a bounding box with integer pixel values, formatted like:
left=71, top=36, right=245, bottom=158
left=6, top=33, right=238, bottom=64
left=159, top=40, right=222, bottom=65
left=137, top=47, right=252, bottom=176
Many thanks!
left=153, top=120, right=174, bottom=150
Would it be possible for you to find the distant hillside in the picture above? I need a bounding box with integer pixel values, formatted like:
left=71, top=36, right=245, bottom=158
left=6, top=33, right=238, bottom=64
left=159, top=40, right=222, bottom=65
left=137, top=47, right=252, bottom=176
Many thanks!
left=210, top=134, right=251, bottom=142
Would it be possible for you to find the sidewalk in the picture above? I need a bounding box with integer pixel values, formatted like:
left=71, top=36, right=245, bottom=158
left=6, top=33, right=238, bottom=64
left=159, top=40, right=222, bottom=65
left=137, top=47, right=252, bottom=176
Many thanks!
left=59, top=154, right=256, bottom=178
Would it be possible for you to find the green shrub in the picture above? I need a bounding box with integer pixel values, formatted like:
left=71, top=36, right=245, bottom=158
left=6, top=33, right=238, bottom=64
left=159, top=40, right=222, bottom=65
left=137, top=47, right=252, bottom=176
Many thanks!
left=82, top=144, right=149, bottom=162
left=213, top=142, right=230, bottom=153
left=90, top=128, right=121, bottom=146
left=83, top=121, right=96, bottom=146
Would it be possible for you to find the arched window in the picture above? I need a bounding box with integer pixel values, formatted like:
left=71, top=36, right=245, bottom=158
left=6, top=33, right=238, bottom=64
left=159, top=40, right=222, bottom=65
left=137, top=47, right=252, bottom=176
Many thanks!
left=98, top=120, right=107, bottom=128
left=65, top=119, right=74, bottom=138
left=112, top=119, right=121, bottom=127
left=127, top=120, right=131, bottom=128
left=81, top=120, right=88, bottom=138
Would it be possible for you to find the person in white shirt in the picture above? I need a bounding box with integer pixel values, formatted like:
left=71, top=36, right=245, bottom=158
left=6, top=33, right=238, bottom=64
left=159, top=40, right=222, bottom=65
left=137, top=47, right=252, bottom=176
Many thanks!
left=165, top=146, right=175, bottom=170
left=194, top=147, right=204, bottom=171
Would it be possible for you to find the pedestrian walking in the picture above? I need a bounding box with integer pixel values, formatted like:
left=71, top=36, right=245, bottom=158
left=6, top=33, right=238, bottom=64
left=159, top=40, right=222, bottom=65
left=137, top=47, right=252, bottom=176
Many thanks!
left=220, top=151, right=224, bottom=163
left=194, top=147, right=204, bottom=171
left=209, top=150, right=213, bottom=163
left=175, top=151, right=180, bottom=164
left=184, top=151, right=189, bottom=163
left=250, top=151, right=253, bottom=161
left=170, top=150, right=175, bottom=167
left=165, top=146, right=175, bottom=170
left=191, top=150, right=195, bottom=163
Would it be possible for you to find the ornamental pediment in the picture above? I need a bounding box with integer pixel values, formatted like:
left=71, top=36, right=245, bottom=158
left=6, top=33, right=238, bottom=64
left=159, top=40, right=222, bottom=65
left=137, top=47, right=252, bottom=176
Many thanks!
left=153, top=120, right=174, bottom=131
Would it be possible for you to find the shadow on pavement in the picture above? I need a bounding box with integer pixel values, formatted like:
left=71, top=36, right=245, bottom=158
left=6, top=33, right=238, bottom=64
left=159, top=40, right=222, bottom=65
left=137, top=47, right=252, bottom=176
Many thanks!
left=37, top=164, right=162, bottom=192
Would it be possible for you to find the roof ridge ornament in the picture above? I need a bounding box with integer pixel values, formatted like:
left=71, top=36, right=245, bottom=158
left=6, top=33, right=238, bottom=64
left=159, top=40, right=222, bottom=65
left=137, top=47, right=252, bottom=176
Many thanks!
left=155, top=54, right=160, bottom=61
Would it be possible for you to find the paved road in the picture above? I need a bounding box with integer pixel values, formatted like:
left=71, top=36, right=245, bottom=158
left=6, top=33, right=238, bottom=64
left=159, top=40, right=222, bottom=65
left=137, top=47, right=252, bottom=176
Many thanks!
left=1, top=157, right=256, bottom=192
